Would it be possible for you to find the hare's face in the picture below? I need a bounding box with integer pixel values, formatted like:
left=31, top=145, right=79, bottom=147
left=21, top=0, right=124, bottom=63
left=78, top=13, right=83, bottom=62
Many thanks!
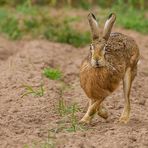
left=90, top=39, right=106, bottom=68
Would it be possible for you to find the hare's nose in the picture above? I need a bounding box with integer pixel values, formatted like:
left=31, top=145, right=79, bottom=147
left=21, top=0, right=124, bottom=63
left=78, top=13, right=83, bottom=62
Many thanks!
left=96, top=60, right=99, bottom=66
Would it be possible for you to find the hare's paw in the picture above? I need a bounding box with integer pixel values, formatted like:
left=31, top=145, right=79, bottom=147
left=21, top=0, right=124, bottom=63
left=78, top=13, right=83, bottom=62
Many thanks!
left=79, top=116, right=92, bottom=125
left=119, top=107, right=130, bottom=124
left=97, top=106, right=108, bottom=119
left=119, top=114, right=129, bottom=124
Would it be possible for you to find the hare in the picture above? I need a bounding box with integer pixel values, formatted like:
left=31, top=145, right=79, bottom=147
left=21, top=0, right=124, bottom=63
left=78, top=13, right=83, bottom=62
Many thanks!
left=79, top=13, right=140, bottom=124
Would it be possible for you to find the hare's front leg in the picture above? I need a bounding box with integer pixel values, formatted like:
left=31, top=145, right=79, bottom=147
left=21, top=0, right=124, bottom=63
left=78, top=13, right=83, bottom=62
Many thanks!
left=79, top=100, right=95, bottom=124
left=80, top=99, right=103, bottom=124
left=119, top=67, right=132, bottom=124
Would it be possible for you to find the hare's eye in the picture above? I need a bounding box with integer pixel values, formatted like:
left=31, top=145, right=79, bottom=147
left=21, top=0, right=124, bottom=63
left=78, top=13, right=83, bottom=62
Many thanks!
left=102, top=44, right=108, bottom=54
left=103, top=46, right=106, bottom=51
left=103, top=44, right=107, bottom=51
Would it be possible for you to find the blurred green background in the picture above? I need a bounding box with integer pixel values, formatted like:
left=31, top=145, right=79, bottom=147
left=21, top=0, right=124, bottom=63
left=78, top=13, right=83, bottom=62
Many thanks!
left=0, top=0, right=147, bottom=47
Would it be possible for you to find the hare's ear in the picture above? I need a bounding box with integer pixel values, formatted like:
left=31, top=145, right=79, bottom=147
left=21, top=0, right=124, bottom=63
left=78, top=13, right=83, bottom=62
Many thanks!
left=88, top=13, right=99, bottom=40
left=103, top=13, right=116, bottom=41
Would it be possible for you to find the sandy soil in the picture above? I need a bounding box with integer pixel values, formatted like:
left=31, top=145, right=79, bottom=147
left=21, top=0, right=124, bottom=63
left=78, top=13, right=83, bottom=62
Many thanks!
left=0, top=29, right=148, bottom=148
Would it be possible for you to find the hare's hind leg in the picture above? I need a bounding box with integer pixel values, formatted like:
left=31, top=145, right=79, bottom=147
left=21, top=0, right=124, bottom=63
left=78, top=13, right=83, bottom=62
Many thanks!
left=119, top=67, right=133, bottom=124
left=97, top=104, right=108, bottom=119
left=80, top=99, right=103, bottom=124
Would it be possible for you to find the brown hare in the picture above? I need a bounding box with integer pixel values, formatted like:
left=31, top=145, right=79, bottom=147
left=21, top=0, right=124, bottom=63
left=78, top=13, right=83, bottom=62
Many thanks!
left=79, top=13, right=140, bottom=124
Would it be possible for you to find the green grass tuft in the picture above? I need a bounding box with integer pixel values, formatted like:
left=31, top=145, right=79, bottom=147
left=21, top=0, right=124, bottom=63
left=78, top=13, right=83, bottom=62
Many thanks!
left=43, top=67, right=62, bottom=80
left=58, top=99, right=80, bottom=117
left=2, top=17, right=22, bottom=39
left=57, top=99, right=86, bottom=132
left=21, top=84, right=44, bottom=98
left=57, top=99, right=85, bottom=132
left=23, top=130, right=56, bottom=148
left=44, top=25, right=90, bottom=47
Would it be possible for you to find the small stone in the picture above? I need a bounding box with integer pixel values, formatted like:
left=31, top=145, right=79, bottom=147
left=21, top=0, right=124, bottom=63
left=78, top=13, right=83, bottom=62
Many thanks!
left=129, top=135, right=137, bottom=142
left=139, top=99, right=146, bottom=105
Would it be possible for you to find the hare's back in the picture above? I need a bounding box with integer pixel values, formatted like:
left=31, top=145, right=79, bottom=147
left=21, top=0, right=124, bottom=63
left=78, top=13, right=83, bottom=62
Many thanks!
left=108, top=32, right=137, bottom=52
left=106, top=32, right=139, bottom=68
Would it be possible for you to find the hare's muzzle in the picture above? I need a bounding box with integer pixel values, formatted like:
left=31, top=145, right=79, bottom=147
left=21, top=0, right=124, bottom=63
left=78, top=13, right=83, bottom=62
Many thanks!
left=91, top=58, right=105, bottom=68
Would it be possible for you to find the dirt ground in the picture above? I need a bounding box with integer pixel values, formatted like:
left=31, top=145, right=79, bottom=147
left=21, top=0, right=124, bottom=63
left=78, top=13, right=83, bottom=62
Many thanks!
left=0, top=28, right=148, bottom=148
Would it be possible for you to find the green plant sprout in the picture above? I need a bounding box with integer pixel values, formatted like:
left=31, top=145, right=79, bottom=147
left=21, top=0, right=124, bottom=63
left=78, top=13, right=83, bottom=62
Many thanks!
left=39, top=130, right=56, bottom=148
left=43, top=67, right=62, bottom=80
left=23, top=130, right=56, bottom=148
left=57, top=98, right=86, bottom=132
left=21, top=84, right=44, bottom=98
left=65, top=103, right=81, bottom=132
left=58, top=99, right=80, bottom=116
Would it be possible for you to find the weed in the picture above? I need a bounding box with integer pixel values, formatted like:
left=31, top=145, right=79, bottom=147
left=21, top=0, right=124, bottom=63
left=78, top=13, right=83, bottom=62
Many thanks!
left=40, top=131, right=56, bottom=148
left=21, top=84, right=44, bottom=98
left=58, top=98, right=66, bottom=116
left=65, top=103, right=82, bottom=132
left=58, top=99, right=80, bottom=116
left=1, top=17, right=22, bottom=39
left=57, top=82, right=74, bottom=116
left=16, top=3, right=38, bottom=15
left=23, top=131, right=56, bottom=148
left=111, top=4, right=148, bottom=34
left=23, top=144, right=30, bottom=148
left=57, top=98, right=86, bottom=132
left=43, top=67, right=62, bottom=80
left=2, top=0, right=147, bottom=10
left=78, top=0, right=91, bottom=10
left=44, top=21, right=90, bottom=47
left=0, top=3, right=147, bottom=45
left=55, top=81, right=86, bottom=132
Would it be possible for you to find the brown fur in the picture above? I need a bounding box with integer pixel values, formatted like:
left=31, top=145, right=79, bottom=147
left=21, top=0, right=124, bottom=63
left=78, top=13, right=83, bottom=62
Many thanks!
left=79, top=13, right=140, bottom=124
